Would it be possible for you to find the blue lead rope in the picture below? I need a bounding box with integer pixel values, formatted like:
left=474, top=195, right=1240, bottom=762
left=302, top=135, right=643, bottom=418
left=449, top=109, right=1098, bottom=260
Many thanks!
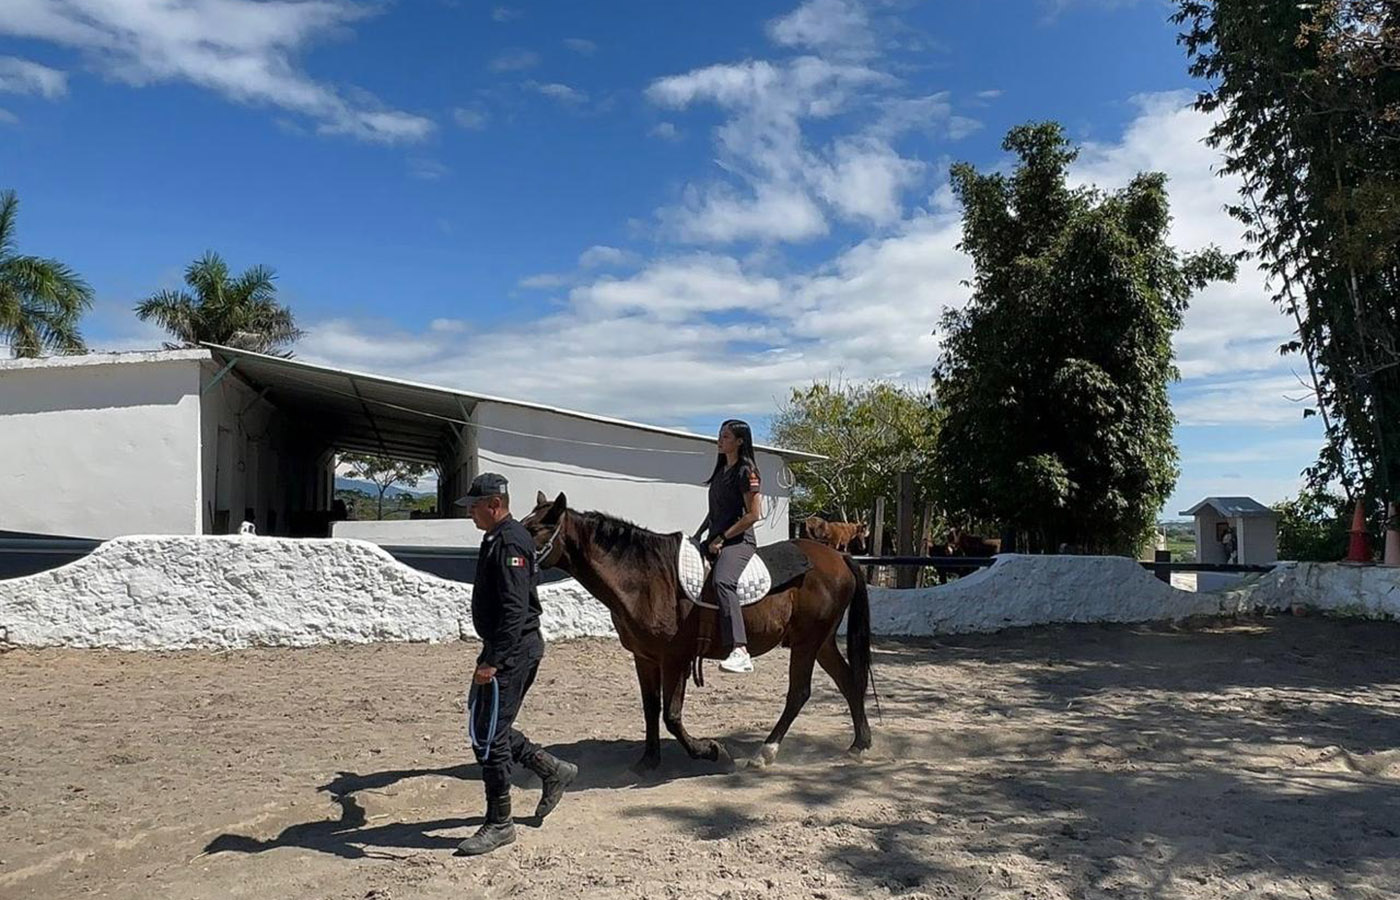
left=467, top=677, right=500, bottom=761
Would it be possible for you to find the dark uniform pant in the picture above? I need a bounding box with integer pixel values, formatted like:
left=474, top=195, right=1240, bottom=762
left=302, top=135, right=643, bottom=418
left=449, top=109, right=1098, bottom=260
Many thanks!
left=713, top=542, right=755, bottom=650
left=470, top=639, right=544, bottom=799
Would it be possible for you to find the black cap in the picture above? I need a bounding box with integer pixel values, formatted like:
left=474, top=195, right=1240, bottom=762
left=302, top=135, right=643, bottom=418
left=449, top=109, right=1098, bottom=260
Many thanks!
left=454, top=472, right=510, bottom=507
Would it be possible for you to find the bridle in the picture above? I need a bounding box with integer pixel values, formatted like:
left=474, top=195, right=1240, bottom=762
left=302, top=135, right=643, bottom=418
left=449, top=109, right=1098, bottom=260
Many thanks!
left=534, top=513, right=566, bottom=569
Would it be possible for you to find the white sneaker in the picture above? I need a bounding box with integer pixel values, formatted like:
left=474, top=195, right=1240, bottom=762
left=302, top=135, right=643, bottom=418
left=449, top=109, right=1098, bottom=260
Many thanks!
left=718, top=647, right=753, bottom=674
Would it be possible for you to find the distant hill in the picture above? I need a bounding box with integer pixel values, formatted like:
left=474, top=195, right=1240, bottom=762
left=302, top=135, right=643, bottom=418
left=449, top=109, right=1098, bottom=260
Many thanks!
left=334, top=477, right=435, bottom=499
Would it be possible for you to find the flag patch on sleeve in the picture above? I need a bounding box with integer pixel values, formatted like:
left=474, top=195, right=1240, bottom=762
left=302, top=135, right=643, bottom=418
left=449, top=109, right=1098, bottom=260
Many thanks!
left=748, top=472, right=761, bottom=489
left=507, top=555, right=528, bottom=568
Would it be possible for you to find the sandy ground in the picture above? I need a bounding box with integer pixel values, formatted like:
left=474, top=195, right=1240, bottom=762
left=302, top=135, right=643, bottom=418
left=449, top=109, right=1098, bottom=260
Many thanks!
left=3, top=616, right=1400, bottom=900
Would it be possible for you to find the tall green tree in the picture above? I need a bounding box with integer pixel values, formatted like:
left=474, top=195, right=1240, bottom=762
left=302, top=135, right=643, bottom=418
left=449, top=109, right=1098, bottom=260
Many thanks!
left=339, top=453, right=432, bottom=520
left=0, top=189, right=94, bottom=358
left=1274, top=488, right=1351, bottom=562
left=135, top=251, right=303, bottom=356
left=933, top=123, right=1235, bottom=555
left=770, top=379, right=943, bottom=531
left=1175, top=0, right=1400, bottom=532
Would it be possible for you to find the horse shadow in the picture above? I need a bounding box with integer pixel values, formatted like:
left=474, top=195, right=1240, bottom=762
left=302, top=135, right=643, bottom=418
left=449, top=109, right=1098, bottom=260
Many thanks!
left=202, top=737, right=731, bottom=860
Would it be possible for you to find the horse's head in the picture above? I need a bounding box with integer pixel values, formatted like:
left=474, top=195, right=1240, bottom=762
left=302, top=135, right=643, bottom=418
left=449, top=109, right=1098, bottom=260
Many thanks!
left=522, top=490, right=570, bottom=570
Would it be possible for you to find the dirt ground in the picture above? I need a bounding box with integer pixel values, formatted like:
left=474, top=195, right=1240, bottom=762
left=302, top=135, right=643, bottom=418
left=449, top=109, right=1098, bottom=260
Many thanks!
left=3, top=616, right=1400, bottom=900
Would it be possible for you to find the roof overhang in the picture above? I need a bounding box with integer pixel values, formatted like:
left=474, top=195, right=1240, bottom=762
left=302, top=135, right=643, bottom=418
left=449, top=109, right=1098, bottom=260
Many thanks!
left=201, top=344, right=825, bottom=465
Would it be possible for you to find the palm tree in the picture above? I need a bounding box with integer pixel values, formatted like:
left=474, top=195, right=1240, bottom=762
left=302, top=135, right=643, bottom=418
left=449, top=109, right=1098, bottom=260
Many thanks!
left=135, top=251, right=303, bottom=356
left=0, top=189, right=94, bottom=358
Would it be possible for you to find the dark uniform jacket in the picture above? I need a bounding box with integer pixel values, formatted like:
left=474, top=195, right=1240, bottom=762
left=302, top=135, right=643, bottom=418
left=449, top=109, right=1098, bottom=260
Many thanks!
left=472, top=516, right=544, bottom=669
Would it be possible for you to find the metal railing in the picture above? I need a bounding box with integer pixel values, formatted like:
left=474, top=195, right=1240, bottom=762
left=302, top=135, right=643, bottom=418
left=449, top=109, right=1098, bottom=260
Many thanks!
left=847, top=553, right=1279, bottom=587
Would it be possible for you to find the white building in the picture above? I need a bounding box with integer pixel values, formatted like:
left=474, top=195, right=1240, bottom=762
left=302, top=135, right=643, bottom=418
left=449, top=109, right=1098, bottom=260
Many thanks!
left=1178, top=496, right=1280, bottom=567
left=0, top=346, right=816, bottom=546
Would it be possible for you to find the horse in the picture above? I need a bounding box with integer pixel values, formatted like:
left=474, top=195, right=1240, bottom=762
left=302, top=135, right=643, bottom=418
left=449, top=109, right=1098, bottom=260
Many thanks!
left=522, top=492, right=875, bottom=771
left=942, top=529, right=1001, bottom=557
left=804, top=515, right=869, bottom=554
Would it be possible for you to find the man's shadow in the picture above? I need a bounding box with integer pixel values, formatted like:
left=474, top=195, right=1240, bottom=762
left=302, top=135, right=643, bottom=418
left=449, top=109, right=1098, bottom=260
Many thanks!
left=203, top=737, right=729, bottom=860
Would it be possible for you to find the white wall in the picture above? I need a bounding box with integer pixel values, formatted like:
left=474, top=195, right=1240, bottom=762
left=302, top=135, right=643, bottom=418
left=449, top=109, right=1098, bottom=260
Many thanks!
left=1240, top=516, right=1279, bottom=565
left=0, top=352, right=205, bottom=539
left=1194, top=511, right=1227, bottom=564
left=0, top=535, right=612, bottom=650
left=5, top=541, right=1399, bottom=652
left=332, top=518, right=476, bottom=546
left=199, top=362, right=282, bottom=534
left=471, top=402, right=793, bottom=548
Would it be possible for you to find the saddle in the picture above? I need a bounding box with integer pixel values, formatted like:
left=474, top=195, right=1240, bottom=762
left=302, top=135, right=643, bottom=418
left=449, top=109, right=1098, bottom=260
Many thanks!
left=678, top=538, right=813, bottom=685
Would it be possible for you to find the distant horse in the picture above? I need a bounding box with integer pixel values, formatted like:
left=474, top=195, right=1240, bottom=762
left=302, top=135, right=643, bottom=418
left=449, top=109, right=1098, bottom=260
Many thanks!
left=923, top=530, right=1001, bottom=584
left=804, top=515, right=870, bottom=554
left=524, top=492, right=874, bottom=770
left=941, top=530, right=1001, bottom=557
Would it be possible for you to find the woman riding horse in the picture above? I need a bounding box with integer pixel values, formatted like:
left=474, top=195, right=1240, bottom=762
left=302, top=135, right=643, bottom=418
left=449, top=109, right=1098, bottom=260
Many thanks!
left=523, top=491, right=874, bottom=771
left=694, top=418, right=763, bottom=675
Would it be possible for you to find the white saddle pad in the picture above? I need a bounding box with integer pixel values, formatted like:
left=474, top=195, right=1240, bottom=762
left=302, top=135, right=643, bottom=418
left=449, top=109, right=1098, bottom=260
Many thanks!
left=678, top=540, right=772, bottom=608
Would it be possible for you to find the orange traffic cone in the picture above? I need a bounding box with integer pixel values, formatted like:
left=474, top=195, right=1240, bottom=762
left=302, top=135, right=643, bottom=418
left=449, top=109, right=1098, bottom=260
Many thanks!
left=1345, top=499, right=1371, bottom=563
left=1384, top=501, right=1400, bottom=567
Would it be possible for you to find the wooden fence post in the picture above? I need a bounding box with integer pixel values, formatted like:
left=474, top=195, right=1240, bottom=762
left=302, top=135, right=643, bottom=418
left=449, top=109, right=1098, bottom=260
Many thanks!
left=867, top=497, right=886, bottom=585
left=896, top=472, right=916, bottom=589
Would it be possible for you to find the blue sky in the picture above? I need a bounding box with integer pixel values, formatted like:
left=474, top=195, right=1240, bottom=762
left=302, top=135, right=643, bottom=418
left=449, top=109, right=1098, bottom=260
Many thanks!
left=0, top=0, right=1323, bottom=518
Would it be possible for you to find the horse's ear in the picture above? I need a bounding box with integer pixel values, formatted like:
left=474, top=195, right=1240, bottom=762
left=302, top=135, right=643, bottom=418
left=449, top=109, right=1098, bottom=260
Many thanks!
left=550, top=492, right=568, bottom=515
left=536, top=490, right=548, bottom=507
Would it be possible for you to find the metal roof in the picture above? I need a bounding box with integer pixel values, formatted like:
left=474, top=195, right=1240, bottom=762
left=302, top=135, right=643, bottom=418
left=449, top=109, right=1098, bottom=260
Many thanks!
left=201, top=343, right=825, bottom=465
left=1178, top=496, right=1278, bottom=519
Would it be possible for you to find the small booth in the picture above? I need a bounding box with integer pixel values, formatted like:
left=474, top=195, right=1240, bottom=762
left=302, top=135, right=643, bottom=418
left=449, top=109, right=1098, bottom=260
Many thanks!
left=1178, top=496, right=1280, bottom=591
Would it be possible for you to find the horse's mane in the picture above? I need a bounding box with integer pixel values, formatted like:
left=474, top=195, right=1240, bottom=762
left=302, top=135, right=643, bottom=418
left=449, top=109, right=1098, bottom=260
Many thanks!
left=573, top=509, right=681, bottom=575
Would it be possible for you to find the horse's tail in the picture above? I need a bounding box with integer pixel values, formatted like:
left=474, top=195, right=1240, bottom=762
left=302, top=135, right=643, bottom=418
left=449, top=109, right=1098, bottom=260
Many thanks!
left=842, top=554, right=880, bottom=720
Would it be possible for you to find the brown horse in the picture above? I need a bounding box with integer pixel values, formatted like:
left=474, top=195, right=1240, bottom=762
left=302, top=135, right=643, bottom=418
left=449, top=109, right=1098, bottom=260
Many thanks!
left=804, top=516, right=869, bottom=554
left=522, top=492, right=874, bottom=771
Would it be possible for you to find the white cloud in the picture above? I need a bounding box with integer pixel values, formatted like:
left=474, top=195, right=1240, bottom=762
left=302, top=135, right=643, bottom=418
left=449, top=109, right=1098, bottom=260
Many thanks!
left=1173, top=375, right=1318, bottom=427
left=571, top=254, right=783, bottom=320
left=0, top=0, right=433, bottom=143
left=490, top=49, right=539, bottom=72
left=976, top=89, right=1003, bottom=100
left=530, top=81, right=586, bottom=105
left=563, top=37, right=596, bottom=55
left=809, top=137, right=924, bottom=224
left=518, top=273, right=568, bottom=290
left=649, top=121, right=681, bottom=141
left=578, top=246, right=630, bottom=268
left=453, top=106, right=488, bottom=130
left=662, top=183, right=830, bottom=244
left=870, top=93, right=952, bottom=139
left=0, top=56, right=67, bottom=98
left=408, top=158, right=450, bottom=180
left=1190, top=438, right=1326, bottom=466
left=767, top=0, right=875, bottom=60
left=0, top=108, right=16, bottom=125
left=293, top=212, right=970, bottom=424
left=646, top=55, right=924, bottom=243
left=492, top=6, right=521, bottom=23
left=947, top=115, right=982, bottom=140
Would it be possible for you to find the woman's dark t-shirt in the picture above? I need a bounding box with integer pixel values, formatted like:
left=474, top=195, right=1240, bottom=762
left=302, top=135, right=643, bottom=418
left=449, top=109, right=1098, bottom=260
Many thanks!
left=708, top=462, right=761, bottom=546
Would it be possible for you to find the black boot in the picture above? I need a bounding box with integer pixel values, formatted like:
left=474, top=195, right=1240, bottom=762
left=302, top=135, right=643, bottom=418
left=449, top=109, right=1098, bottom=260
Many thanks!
left=526, top=750, right=579, bottom=820
left=455, top=794, right=516, bottom=856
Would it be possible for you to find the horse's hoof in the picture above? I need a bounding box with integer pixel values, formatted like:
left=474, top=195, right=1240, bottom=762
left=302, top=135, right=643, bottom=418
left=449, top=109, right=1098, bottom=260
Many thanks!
left=743, top=743, right=779, bottom=769
left=630, top=755, right=661, bottom=775
left=708, top=741, right=732, bottom=766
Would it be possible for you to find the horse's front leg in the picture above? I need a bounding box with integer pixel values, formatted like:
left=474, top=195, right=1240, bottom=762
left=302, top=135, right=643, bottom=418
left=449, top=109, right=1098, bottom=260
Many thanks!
left=632, top=657, right=662, bottom=773
left=660, top=662, right=727, bottom=764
